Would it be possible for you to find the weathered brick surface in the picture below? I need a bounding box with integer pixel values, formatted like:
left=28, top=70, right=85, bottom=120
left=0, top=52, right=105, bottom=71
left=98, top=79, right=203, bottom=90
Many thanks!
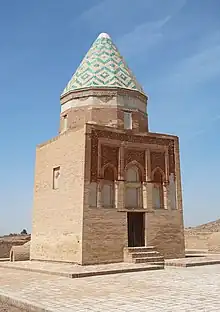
left=31, top=128, right=85, bottom=263
left=31, top=122, right=185, bottom=264
left=31, top=78, right=185, bottom=264
left=151, top=151, right=165, bottom=172
left=10, top=241, right=30, bottom=262
left=60, top=106, right=148, bottom=133
left=82, top=208, right=127, bottom=264
left=82, top=124, right=185, bottom=263
left=146, top=210, right=185, bottom=259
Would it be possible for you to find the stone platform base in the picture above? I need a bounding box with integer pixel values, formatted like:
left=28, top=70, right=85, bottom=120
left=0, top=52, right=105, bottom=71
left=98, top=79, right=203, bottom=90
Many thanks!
left=165, top=254, right=220, bottom=267
left=0, top=260, right=163, bottom=279
left=1, top=253, right=219, bottom=280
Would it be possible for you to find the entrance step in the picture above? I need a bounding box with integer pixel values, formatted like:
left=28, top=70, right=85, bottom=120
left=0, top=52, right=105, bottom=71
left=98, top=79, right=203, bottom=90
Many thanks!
left=124, top=246, right=165, bottom=269
left=126, top=246, right=156, bottom=253
left=148, top=264, right=164, bottom=270
left=134, top=256, right=164, bottom=264
left=131, top=251, right=160, bottom=258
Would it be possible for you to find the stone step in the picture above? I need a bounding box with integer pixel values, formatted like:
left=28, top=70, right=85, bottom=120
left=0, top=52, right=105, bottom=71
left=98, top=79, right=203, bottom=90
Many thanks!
left=134, top=257, right=164, bottom=264
left=133, top=256, right=164, bottom=263
left=127, top=246, right=156, bottom=253
left=147, top=264, right=164, bottom=270
left=142, top=264, right=165, bottom=270
left=131, top=251, right=160, bottom=258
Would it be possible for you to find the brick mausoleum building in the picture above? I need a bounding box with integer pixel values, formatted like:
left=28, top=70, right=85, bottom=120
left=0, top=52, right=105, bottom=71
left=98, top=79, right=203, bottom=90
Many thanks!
left=30, top=33, right=185, bottom=265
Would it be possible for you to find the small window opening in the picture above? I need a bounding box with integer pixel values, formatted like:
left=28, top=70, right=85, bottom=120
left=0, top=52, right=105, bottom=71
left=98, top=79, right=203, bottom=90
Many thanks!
left=53, top=166, right=60, bottom=189
left=63, top=115, right=68, bottom=131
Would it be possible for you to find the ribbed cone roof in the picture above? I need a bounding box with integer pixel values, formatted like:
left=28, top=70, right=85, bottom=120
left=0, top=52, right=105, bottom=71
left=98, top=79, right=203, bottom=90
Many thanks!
left=61, top=32, right=145, bottom=96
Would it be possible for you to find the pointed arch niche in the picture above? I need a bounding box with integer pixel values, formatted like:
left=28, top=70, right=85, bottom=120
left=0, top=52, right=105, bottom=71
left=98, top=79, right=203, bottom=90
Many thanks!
left=125, top=162, right=143, bottom=208
left=101, top=164, right=116, bottom=208
left=152, top=167, right=165, bottom=209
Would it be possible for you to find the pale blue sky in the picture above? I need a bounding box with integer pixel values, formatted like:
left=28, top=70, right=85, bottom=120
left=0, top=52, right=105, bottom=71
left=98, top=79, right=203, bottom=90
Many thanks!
left=0, top=0, right=220, bottom=235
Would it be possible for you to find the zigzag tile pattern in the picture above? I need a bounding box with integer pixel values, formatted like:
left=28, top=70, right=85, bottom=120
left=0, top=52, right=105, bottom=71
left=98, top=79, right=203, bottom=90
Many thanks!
left=62, top=36, right=145, bottom=96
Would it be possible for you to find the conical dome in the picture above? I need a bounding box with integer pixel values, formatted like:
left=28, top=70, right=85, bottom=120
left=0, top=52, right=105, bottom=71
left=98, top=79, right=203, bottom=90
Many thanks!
left=61, top=33, right=145, bottom=96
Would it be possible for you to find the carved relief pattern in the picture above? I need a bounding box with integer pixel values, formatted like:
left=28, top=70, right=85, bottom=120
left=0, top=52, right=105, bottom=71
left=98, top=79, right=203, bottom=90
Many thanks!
left=150, top=151, right=165, bottom=172
left=78, top=96, right=90, bottom=101
left=93, top=129, right=173, bottom=147
left=168, top=141, right=175, bottom=176
left=124, top=149, right=145, bottom=181
left=99, top=96, right=114, bottom=103
left=90, top=135, right=98, bottom=182
left=168, top=173, right=177, bottom=209
left=101, top=145, right=119, bottom=173
left=90, top=129, right=176, bottom=181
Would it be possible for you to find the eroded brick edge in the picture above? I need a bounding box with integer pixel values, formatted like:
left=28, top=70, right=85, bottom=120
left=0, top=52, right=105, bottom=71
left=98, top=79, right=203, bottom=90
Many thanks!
left=0, top=293, right=51, bottom=312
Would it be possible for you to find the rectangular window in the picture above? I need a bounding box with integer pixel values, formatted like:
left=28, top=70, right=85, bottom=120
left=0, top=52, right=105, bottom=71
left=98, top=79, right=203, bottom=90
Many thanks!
left=53, top=166, right=60, bottom=189
left=124, top=112, right=132, bottom=129
left=63, top=115, right=68, bottom=132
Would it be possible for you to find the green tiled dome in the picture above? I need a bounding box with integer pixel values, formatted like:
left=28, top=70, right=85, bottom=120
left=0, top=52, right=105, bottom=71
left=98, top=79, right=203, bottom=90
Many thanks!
left=61, top=33, right=145, bottom=96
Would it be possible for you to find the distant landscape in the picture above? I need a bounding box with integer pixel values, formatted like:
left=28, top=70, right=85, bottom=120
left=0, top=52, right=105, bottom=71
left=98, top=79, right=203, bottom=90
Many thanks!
left=186, top=219, right=220, bottom=233
left=185, top=219, right=220, bottom=252
left=0, top=233, right=30, bottom=259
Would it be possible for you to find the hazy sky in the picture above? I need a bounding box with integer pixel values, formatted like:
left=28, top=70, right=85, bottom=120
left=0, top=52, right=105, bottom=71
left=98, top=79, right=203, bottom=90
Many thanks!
left=0, top=0, right=220, bottom=234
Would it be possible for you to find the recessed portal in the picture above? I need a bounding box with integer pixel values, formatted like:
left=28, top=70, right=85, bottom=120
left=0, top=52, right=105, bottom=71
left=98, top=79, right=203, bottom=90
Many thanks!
left=127, top=212, right=145, bottom=247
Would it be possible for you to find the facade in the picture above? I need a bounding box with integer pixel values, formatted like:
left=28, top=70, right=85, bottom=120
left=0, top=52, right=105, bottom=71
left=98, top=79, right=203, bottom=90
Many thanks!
left=30, top=33, right=185, bottom=265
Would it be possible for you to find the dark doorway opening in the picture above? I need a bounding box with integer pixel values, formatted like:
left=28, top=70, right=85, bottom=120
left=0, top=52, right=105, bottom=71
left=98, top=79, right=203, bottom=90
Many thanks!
left=127, top=212, right=145, bottom=247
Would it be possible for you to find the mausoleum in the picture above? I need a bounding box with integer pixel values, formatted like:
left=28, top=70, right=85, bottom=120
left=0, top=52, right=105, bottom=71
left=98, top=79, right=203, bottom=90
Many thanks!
left=30, top=33, right=185, bottom=265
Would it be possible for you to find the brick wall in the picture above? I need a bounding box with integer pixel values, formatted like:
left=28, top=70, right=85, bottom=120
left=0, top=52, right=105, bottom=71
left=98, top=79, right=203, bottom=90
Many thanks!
left=60, top=106, right=148, bottom=133
left=146, top=210, right=185, bottom=259
left=30, top=128, right=86, bottom=263
left=82, top=208, right=127, bottom=264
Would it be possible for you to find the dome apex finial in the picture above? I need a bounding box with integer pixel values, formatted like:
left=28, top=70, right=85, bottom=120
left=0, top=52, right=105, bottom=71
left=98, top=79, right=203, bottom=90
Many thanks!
left=97, top=32, right=111, bottom=39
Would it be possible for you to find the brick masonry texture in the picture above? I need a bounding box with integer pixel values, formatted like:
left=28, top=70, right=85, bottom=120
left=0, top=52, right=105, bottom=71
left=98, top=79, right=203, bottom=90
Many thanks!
left=84, top=124, right=184, bottom=263
left=31, top=128, right=86, bottom=263
left=82, top=208, right=127, bottom=264
left=10, top=241, right=30, bottom=261
left=146, top=210, right=185, bottom=259
left=60, top=105, right=148, bottom=133
left=31, top=42, right=185, bottom=264
left=31, top=118, right=185, bottom=264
